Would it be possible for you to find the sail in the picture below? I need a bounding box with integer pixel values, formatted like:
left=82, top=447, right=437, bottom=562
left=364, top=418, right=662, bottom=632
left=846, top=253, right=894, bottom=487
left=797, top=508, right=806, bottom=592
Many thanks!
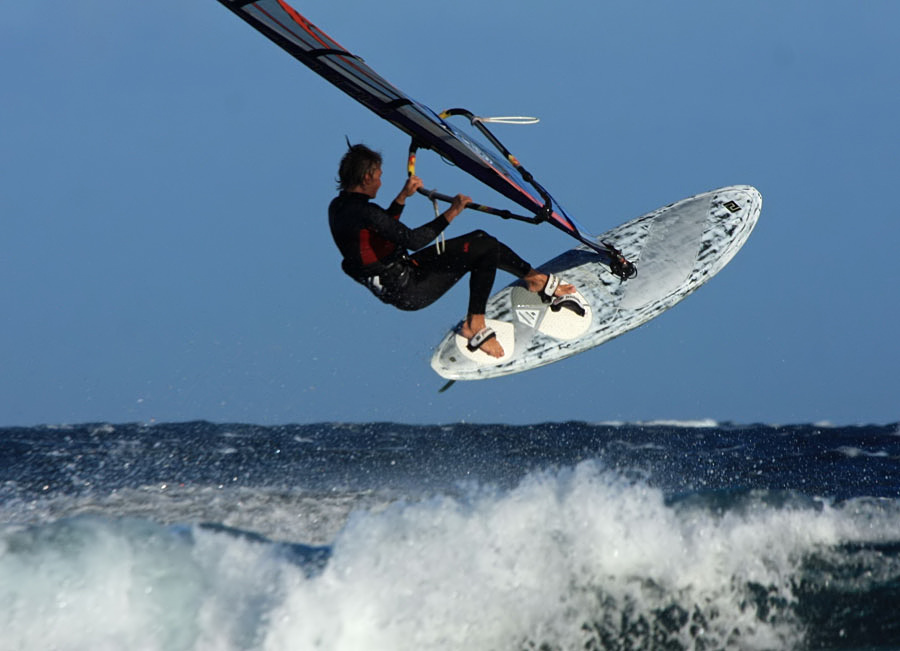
left=216, top=0, right=607, bottom=256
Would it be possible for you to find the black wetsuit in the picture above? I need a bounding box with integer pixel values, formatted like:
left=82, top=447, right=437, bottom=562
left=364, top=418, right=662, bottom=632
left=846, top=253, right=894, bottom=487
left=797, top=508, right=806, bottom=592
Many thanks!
left=328, top=191, right=532, bottom=314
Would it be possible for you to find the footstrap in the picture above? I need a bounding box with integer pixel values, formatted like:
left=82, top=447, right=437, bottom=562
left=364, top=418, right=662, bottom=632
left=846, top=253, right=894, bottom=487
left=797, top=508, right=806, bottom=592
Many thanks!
left=466, top=327, right=497, bottom=352
left=539, top=274, right=560, bottom=304
left=550, top=293, right=587, bottom=318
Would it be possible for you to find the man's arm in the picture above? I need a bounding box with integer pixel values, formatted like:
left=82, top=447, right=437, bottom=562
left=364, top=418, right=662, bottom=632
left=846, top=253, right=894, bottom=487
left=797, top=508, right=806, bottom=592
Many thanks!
left=385, top=175, right=424, bottom=219
left=372, top=177, right=472, bottom=250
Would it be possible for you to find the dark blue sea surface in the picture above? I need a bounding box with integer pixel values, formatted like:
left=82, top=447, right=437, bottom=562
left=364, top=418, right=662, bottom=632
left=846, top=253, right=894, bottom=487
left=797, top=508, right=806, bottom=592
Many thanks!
left=1, top=421, right=899, bottom=650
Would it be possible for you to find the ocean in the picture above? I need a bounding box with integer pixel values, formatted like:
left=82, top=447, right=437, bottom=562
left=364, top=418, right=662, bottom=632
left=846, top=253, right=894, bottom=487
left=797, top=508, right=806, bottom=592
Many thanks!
left=1, top=421, right=899, bottom=650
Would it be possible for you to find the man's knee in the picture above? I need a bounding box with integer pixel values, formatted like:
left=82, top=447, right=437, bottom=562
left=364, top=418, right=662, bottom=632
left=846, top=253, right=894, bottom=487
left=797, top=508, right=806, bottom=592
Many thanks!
left=464, top=230, right=499, bottom=254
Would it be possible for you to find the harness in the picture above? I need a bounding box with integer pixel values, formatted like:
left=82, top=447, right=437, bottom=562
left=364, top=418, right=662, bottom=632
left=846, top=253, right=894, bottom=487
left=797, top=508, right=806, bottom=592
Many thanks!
left=345, top=254, right=413, bottom=304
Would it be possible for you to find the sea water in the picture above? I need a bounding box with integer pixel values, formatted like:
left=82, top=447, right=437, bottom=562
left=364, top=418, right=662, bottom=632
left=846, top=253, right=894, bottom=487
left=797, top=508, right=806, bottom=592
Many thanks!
left=1, top=421, right=899, bottom=650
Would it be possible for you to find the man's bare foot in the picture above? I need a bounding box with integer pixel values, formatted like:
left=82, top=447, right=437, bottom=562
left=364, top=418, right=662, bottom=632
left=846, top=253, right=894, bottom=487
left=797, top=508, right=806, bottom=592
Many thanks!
left=461, top=315, right=504, bottom=358
left=523, top=269, right=576, bottom=296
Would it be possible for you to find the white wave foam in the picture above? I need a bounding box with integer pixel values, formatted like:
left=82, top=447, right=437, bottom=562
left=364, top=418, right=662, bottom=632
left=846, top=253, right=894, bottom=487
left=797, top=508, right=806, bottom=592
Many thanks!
left=835, top=445, right=890, bottom=459
left=0, top=517, right=303, bottom=651
left=637, top=419, right=720, bottom=428
left=594, top=419, right=720, bottom=428
left=268, top=465, right=820, bottom=650
left=3, top=465, right=900, bottom=650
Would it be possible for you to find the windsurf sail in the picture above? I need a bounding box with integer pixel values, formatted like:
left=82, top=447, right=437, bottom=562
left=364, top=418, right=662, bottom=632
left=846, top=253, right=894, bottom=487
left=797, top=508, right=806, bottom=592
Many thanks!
left=216, top=0, right=635, bottom=277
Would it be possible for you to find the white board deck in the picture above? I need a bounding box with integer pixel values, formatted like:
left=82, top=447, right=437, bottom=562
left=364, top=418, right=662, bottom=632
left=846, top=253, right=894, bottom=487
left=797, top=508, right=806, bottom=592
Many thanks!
left=430, top=185, right=762, bottom=380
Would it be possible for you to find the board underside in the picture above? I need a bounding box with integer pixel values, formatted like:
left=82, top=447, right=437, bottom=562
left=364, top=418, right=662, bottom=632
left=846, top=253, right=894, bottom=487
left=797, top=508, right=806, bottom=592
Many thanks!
left=430, top=185, right=762, bottom=380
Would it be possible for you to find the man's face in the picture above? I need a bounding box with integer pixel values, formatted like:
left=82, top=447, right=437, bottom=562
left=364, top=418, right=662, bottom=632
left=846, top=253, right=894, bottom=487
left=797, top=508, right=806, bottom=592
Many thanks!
left=362, top=165, right=383, bottom=197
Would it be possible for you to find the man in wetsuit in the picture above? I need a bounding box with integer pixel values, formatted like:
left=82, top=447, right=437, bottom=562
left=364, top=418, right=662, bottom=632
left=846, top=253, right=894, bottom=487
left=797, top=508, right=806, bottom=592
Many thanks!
left=328, top=143, right=576, bottom=359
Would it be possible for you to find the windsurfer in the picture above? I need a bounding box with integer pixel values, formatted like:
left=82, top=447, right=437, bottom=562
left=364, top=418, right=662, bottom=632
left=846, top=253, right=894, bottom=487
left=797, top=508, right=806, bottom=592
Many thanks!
left=328, top=143, right=576, bottom=358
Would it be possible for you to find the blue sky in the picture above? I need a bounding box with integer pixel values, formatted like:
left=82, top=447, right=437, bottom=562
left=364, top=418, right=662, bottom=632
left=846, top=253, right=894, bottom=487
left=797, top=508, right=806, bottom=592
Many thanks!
left=2, top=1, right=897, bottom=426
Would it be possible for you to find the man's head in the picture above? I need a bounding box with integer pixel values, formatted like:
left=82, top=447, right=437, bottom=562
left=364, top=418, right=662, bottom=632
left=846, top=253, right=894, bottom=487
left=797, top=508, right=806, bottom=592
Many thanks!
left=337, top=143, right=383, bottom=196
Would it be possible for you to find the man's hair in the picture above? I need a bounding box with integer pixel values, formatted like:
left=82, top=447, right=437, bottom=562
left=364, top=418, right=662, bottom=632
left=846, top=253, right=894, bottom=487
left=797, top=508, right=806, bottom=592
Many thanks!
left=337, top=143, right=382, bottom=191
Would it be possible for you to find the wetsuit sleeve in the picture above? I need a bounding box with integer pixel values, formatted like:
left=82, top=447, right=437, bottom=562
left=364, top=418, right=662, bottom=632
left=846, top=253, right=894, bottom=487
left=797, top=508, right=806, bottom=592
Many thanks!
left=365, top=203, right=449, bottom=252
left=386, top=200, right=404, bottom=219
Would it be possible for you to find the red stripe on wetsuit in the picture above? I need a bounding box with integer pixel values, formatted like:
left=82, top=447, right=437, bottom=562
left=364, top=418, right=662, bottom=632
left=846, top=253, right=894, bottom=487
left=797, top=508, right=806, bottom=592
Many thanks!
left=358, top=229, right=397, bottom=266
